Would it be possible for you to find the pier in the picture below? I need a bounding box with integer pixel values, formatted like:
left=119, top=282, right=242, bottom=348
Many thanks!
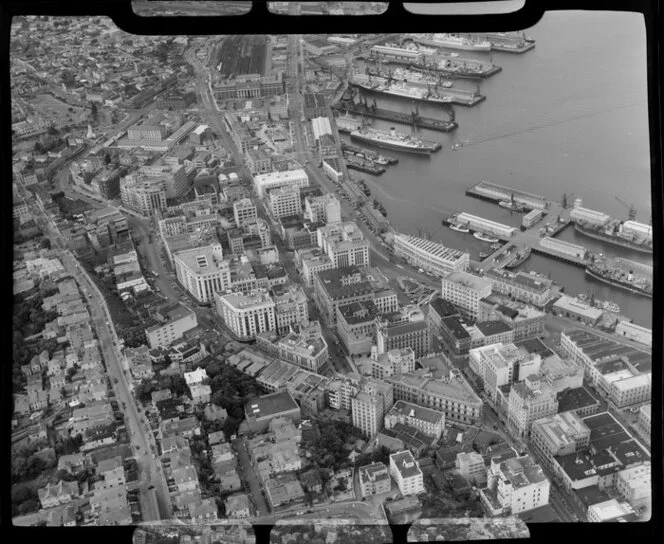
left=465, top=181, right=549, bottom=211
left=333, top=99, right=458, bottom=132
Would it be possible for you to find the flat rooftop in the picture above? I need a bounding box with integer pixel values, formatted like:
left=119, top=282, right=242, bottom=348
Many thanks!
left=246, top=390, right=299, bottom=420
left=388, top=400, right=445, bottom=425
left=557, top=386, right=600, bottom=413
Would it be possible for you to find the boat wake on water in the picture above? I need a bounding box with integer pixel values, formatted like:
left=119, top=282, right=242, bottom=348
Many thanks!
left=459, top=102, right=640, bottom=148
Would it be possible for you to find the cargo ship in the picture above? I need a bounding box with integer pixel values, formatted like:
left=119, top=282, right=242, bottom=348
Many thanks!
left=585, top=262, right=653, bottom=298
left=368, top=67, right=454, bottom=88
left=350, top=126, right=441, bottom=155
left=504, top=248, right=531, bottom=269
left=573, top=221, right=653, bottom=254
left=409, top=33, right=492, bottom=52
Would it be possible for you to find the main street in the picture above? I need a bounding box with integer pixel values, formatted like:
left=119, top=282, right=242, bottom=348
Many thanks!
left=28, top=193, right=172, bottom=522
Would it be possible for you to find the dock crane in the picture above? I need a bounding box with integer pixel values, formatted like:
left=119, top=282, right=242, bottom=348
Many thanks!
left=561, top=193, right=575, bottom=209
left=615, top=195, right=637, bottom=221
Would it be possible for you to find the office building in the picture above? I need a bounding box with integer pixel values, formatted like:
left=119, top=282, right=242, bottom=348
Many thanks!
left=480, top=455, right=550, bottom=515
left=173, top=244, right=231, bottom=303
left=244, top=391, right=301, bottom=433
left=313, top=266, right=375, bottom=327
left=370, top=347, right=416, bottom=380
left=351, top=378, right=394, bottom=438
left=336, top=300, right=381, bottom=355
left=304, top=193, right=342, bottom=224
left=530, top=412, right=591, bottom=471
left=297, top=247, right=335, bottom=287
left=506, top=376, right=559, bottom=439
left=233, top=198, right=258, bottom=227
left=456, top=451, right=487, bottom=486
left=317, top=222, right=370, bottom=269
left=254, top=168, right=309, bottom=198
left=214, top=289, right=276, bottom=341
left=386, top=365, right=483, bottom=425
left=486, top=268, right=553, bottom=308
left=384, top=400, right=445, bottom=440
left=390, top=451, right=425, bottom=496
left=271, top=283, right=309, bottom=334
left=377, top=319, right=431, bottom=359
left=441, top=272, right=493, bottom=320
left=587, top=499, right=639, bottom=522
left=268, top=186, right=302, bottom=219
left=393, top=233, right=469, bottom=278
left=145, top=303, right=198, bottom=349
left=120, top=177, right=167, bottom=217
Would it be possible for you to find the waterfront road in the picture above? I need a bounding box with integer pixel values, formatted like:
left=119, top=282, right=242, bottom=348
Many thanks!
left=30, top=197, right=172, bottom=522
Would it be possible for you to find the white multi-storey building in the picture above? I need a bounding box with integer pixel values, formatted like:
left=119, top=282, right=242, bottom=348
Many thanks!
left=456, top=451, right=487, bottom=486
left=304, top=193, right=341, bottom=224
left=254, top=168, right=309, bottom=198
left=481, top=455, right=550, bottom=515
left=233, top=198, right=258, bottom=227
left=268, top=186, right=301, bottom=219
left=173, top=244, right=231, bottom=303
left=214, top=290, right=276, bottom=341
left=615, top=463, right=651, bottom=510
left=120, top=177, right=167, bottom=217
left=469, top=343, right=541, bottom=403
left=507, top=376, right=559, bottom=439
left=317, top=222, right=370, bottom=269
left=389, top=450, right=425, bottom=496
left=615, top=320, right=652, bottom=347
left=486, top=268, right=553, bottom=308
left=440, top=271, right=493, bottom=320
left=530, top=412, right=591, bottom=471
left=352, top=392, right=384, bottom=438
left=145, top=303, right=198, bottom=349
left=393, top=233, right=469, bottom=278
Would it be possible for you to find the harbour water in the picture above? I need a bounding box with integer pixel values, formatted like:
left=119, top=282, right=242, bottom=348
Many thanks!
left=344, top=11, right=652, bottom=327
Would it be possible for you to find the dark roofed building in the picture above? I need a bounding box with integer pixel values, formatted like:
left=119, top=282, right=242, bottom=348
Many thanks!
left=244, top=390, right=301, bottom=433
left=557, top=386, right=601, bottom=418
left=439, top=315, right=472, bottom=355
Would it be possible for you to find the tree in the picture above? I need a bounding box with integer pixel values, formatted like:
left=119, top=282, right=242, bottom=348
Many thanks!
left=47, top=125, right=59, bottom=136
left=11, top=456, right=28, bottom=483
left=34, top=141, right=44, bottom=154
left=90, top=102, right=98, bottom=121
left=40, top=238, right=52, bottom=250
left=17, top=498, right=39, bottom=515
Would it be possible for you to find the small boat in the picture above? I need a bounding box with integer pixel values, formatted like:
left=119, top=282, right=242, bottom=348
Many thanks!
left=449, top=222, right=470, bottom=233
left=473, top=231, right=500, bottom=243
left=490, top=243, right=502, bottom=250
left=479, top=249, right=492, bottom=259
left=452, top=143, right=463, bottom=150
left=603, top=301, right=621, bottom=313
left=450, top=52, right=460, bottom=57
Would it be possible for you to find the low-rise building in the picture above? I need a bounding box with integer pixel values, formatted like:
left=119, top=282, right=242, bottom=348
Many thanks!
left=486, top=268, right=553, bottom=308
left=455, top=451, right=487, bottom=486
left=530, top=411, right=591, bottom=472
left=440, top=271, right=493, bottom=320
left=587, top=499, right=639, bottom=522
left=358, top=462, right=392, bottom=497
left=384, top=400, right=445, bottom=440
left=244, top=390, right=301, bottom=433
left=614, top=320, right=652, bottom=348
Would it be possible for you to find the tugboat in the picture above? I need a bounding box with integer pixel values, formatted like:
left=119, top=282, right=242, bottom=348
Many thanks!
left=473, top=231, right=500, bottom=243
left=504, top=248, right=531, bottom=269
left=448, top=222, right=470, bottom=233
left=479, top=248, right=492, bottom=259
left=603, top=301, right=621, bottom=313
left=490, top=243, right=502, bottom=250
left=498, top=193, right=526, bottom=212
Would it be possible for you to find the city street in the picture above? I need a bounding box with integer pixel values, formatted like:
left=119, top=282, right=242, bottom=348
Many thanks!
left=29, top=195, right=172, bottom=521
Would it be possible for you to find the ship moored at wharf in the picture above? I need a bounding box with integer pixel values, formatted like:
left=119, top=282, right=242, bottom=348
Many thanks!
left=350, top=73, right=486, bottom=107
left=333, top=98, right=458, bottom=133
left=350, top=126, right=441, bottom=155
left=573, top=221, right=653, bottom=254
left=368, top=43, right=501, bottom=78
left=407, top=33, right=492, bottom=52
left=585, top=257, right=653, bottom=298
left=503, top=247, right=532, bottom=269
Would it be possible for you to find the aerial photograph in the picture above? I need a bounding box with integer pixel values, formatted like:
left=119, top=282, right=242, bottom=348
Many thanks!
left=10, top=4, right=652, bottom=535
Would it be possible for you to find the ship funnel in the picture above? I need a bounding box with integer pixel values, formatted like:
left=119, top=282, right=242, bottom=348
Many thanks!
left=390, top=127, right=396, bottom=137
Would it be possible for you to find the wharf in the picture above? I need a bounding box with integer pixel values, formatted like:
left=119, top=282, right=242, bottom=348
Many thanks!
left=333, top=100, right=457, bottom=132
left=465, top=181, right=548, bottom=211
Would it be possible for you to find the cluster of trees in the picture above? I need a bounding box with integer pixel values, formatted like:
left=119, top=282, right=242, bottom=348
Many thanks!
left=352, top=445, right=391, bottom=470
left=33, top=135, right=64, bottom=154
left=54, top=434, right=83, bottom=456
left=12, top=441, right=57, bottom=485
left=202, top=358, right=263, bottom=438
left=135, top=373, right=188, bottom=404
left=305, top=418, right=363, bottom=469
left=11, top=484, right=40, bottom=517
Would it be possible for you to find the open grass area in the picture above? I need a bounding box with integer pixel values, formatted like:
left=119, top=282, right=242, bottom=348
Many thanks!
left=30, top=94, right=89, bottom=125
